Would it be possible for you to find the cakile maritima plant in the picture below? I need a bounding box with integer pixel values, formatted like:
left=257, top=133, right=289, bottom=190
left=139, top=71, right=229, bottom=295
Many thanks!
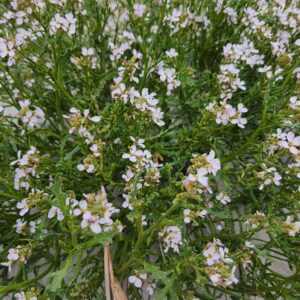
left=0, top=0, right=300, bottom=299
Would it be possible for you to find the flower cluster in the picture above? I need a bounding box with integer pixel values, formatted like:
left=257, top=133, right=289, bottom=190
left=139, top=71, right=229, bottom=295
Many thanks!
left=164, top=6, right=210, bottom=34
left=256, top=164, right=282, bottom=190
left=49, top=13, right=76, bottom=36
left=10, top=147, right=40, bottom=190
left=72, top=187, right=119, bottom=234
left=14, top=218, right=40, bottom=235
left=0, top=38, right=15, bottom=66
left=1, top=0, right=300, bottom=298
left=17, top=100, right=45, bottom=130
left=64, top=107, right=101, bottom=139
left=183, top=150, right=221, bottom=194
left=121, top=137, right=161, bottom=210
left=223, top=38, right=264, bottom=67
left=203, top=239, right=238, bottom=287
left=244, top=211, right=266, bottom=229
left=112, top=77, right=165, bottom=127
left=157, top=62, right=181, bottom=96
left=158, top=226, right=182, bottom=253
left=17, top=189, right=49, bottom=216
left=71, top=47, right=98, bottom=70
left=14, top=288, right=39, bottom=300
left=282, top=216, right=300, bottom=237
left=64, top=107, right=102, bottom=173
left=206, top=101, right=248, bottom=128
left=1, top=245, right=31, bottom=273
left=217, top=64, right=246, bottom=101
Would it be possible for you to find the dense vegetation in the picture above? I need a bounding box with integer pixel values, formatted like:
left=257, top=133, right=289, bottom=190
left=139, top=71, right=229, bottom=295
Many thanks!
left=0, top=0, right=299, bottom=299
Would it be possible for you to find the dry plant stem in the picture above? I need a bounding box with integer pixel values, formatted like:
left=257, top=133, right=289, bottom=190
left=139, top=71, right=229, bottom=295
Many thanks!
left=104, top=244, right=127, bottom=300
left=108, top=248, right=128, bottom=300
left=104, top=244, right=111, bottom=300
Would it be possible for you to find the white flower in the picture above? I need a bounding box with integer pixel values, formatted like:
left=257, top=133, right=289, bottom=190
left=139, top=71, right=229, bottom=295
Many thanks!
left=89, top=116, right=101, bottom=122
left=203, top=240, right=238, bottom=287
left=218, top=64, right=245, bottom=100
left=0, top=38, right=15, bottom=66
left=129, top=273, right=147, bottom=288
left=257, top=166, right=282, bottom=190
left=14, top=219, right=27, bottom=234
left=203, top=245, right=220, bottom=266
left=216, top=192, right=231, bottom=205
left=199, top=209, right=208, bottom=218
left=48, top=206, right=64, bottom=221
left=50, top=13, right=77, bottom=36
left=129, top=275, right=142, bottom=288
left=77, top=162, right=95, bottom=173
left=206, top=150, right=221, bottom=175
left=166, top=48, right=178, bottom=58
left=133, top=4, right=146, bottom=18
left=258, top=65, right=273, bottom=78
left=210, top=273, right=221, bottom=284
left=14, top=291, right=26, bottom=300
left=82, top=47, right=94, bottom=56
left=17, top=199, right=30, bottom=216
left=17, top=100, right=45, bottom=129
left=157, top=64, right=181, bottom=95
left=90, top=144, right=101, bottom=157
left=183, top=208, right=191, bottom=223
left=184, top=150, right=221, bottom=193
left=1, top=246, right=28, bottom=273
left=207, top=102, right=248, bottom=128
left=245, top=241, right=255, bottom=248
left=230, top=104, right=248, bottom=128
left=142, top=215, right=147, bottom=226
left=122, top=145, right=142, bottom=162
left=278, top=132, right=300, bottom=155
left=73, top=188, right=119, bottom=234
left=224, top=7, right=237, bottom=24
left=289, top=96, right=300, bottom=110
left=284, top=216, right=300, bottom=236
left=145, top=282, right=156, bottom=296
left=81, top=211, right=101, bottom=233
left=29, top=219, right=41, bottom=234
left=129, top=136, right=145, bottom=148
left=122, top=194, right=133, bottom=210
left=8, top=248, right=19, bottom=261
left=73, top=200, right=87, bottom=216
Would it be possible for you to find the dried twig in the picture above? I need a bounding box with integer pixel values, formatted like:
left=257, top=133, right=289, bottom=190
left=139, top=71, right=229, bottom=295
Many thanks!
left=104, top=245, right=111, bottom=300
left=104, top=244, right=128, bottom=300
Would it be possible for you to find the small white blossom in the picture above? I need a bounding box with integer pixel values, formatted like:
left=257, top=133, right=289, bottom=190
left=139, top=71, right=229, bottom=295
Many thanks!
left=216, top=192, right=231, bottom=205
left=278, top=132, right=300, bottom=155
left=283, top=216, right=300, bottom=236
left=166, top=48, right=178, bottom=58
left=48, top=206, right=64, bottom=221
left=133, top=4, right=146, bottom=18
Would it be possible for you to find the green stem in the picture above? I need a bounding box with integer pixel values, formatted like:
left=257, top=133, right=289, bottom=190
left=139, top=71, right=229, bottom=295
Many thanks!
left=0, top=264, right=53, bottom=295
left=157, top=272, right=177, bottom=300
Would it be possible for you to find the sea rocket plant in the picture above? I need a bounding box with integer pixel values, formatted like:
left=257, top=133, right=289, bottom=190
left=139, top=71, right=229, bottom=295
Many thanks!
left=0, top=0, right=300, bottom=299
